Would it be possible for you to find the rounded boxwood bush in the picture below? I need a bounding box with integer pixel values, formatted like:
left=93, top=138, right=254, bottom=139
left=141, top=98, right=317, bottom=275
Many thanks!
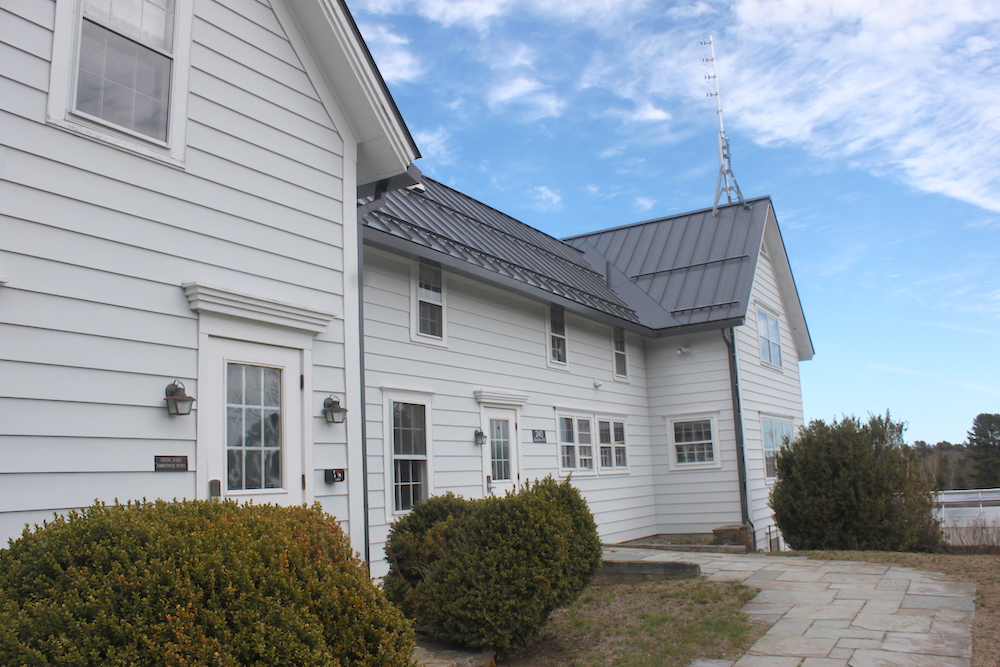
left=384, top=477, right=602, bottom=659
left=0, top=500, right=414, bottom=666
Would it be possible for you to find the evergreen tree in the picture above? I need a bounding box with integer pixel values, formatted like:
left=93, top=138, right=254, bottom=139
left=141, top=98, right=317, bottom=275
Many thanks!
left=967, top=413, right=1000, bottom=488
left=770, top=413, right=941, bottom=551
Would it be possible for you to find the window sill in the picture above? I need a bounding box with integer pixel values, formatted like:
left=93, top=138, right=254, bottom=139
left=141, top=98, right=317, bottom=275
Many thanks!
left=47, top=114, right=187, bottom=169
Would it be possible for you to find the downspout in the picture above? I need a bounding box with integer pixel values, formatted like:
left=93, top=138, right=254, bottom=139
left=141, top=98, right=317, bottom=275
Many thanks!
left=356, top=201, right=373, bottom=571
left=722, top=327, right=754, bottom=549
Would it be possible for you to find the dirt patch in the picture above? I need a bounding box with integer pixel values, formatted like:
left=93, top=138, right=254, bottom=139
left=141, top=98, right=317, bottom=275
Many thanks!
left=501, top=578, right=766, bottom=667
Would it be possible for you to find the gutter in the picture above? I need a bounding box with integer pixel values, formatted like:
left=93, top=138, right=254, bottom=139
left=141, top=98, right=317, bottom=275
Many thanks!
left=722, top=327, right=754, bottom=549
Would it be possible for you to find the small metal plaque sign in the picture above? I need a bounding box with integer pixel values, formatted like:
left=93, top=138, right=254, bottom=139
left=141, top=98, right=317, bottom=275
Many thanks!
left=532, top=429, right=547, bottom=443
left=155, top=455, right=189, bottom=472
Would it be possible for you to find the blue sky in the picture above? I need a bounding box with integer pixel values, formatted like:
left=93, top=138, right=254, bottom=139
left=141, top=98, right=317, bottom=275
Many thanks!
left=352, top=0, right=1000, bottom=445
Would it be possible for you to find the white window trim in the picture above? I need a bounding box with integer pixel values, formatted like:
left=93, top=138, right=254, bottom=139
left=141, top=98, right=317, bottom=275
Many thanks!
left=666, top=412, right=723, bottom=471
left=612, top=326, right=629, bottom=382
left=597, top=417, right=629, bottom=474
left=546, top=305, right=568, bottom=369
left=47, top=0, right=194, bottom=167
left=761, top=415, right=795, bottom=481
left=383, top=390, right=435, bottom=519
left=756, top=305, right=783, bottom=370
left=557, top=411, right=630, bottom=476
left=409, top=262, right=448, bottom=346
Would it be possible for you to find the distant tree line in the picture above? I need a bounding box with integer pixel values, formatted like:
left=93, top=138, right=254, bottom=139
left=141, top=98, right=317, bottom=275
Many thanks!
left=910, top=413, right=1000, bottom=490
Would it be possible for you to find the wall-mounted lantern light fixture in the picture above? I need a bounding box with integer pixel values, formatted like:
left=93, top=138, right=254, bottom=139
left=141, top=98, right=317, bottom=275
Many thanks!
left=474, top=428, right=487, bottom=445
left=164, top=380, right=195, bottom=416
left=322, top=395, right=348, bottom=424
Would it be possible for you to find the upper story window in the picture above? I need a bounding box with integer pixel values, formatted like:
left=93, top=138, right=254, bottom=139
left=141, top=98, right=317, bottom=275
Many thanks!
left=411, top=263, right=447, bottom=345
left=549, top=305, right=567, bottom=365
left=77, top=0, right=174, bottom=142
left=762, top=418, right=794, bottom=479
left=757, top=308, right=782, bottom=367
left=47, top=0, right=193, bottom=164
left=612, top=327, right=628, bottom=379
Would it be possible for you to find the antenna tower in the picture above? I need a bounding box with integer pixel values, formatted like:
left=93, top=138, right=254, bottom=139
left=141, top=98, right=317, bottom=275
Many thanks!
left=701, top=36, right=745, bottom=215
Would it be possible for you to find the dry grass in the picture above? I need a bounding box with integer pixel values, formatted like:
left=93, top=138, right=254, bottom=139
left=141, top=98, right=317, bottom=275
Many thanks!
left=501, top=578, right=766, bottom=667
left=785, top=550, right=1000, bottom=667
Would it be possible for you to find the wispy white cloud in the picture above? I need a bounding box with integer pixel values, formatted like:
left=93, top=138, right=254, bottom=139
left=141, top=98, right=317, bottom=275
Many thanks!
left=487, top=76, right=565, bottom=119
left=355, top=23, right=424, bottom=83
left=413, top=127, right=456, bottom=165
left=634, top=196, right=656, bottom=211
left=530, top=185, right=563, bottom=209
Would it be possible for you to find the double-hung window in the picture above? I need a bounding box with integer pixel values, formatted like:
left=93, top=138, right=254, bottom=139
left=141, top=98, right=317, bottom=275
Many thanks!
left=612, top=327, right=628, bottom=379
left=598, top=419, right=628, bottom=471
left=762, top=418, right=794, bottom=479
left=391, top=401, right=427, bottom=511
left=411, top=263, right=446, bottom=344
left=560, top=414, right=628, bottom=474
left=757, top=308, right=782, bottom=367
left=48, top=0, right=192, bottom=163
left=668, top=415, right=721, bottom=470
left=549, top=306, right=567, bottom=365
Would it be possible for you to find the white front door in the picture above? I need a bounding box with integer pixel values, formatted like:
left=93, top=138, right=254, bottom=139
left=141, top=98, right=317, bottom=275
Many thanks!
left=202, top=337, right=304, bottom=505
left=484, top=408, right=519, bottom=496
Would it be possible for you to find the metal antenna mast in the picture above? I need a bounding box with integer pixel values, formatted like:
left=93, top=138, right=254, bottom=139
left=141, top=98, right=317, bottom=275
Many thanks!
left=702, top=35, right=745, bottom=215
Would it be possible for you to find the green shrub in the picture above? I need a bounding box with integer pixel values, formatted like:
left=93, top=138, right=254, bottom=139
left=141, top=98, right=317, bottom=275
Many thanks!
left=770, top=413, right=942, bottom=552
left=384, top=477, right=602, bottom=659
left=0, top=500, right=414, bottom=667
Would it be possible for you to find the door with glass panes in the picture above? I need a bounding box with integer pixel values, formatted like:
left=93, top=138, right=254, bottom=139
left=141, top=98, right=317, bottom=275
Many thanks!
left=483, top=408, right=519, bottom=496
left=202, top=338, right=304, bottom=505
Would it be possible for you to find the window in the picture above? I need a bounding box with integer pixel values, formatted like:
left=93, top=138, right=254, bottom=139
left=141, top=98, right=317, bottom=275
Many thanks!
left=76, top=0, right=174, bottom=142
left=561, top=414, right=628, bottom=474
left=392, top=401, right=427, bottom=511
left=612, top=327, right=628, bottom=379
left=758, top=309, right=782, bottom=367
left=598, top=419, right=628, bottom=471
left=226, top=363, right=283, bottom=491
left=411, top=263, right=446, bottom=344
left=762, top=418, right=794, bottom=478
left=667, top=415, right=721, bottom=470
left=549, top=306, right=567, bottom=365
left=48, top=0, right=192, bottom=163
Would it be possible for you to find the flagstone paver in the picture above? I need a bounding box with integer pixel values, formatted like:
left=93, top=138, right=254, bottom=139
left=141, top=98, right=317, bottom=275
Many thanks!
left=600, top=547, right=977, bottom=667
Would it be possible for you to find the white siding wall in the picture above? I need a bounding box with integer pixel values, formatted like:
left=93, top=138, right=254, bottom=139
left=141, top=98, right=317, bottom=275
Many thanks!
left=363, top=250, right=657, bottom=575
left=646, top=332, right=743, bottom=535
left=737, top=238, right=805, bottom=549
left=0, top=0, right=350, bottom=542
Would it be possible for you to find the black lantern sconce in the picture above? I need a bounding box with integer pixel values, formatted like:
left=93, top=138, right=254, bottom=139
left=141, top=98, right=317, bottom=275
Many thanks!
left=164, top=380, right=195, bottom=416
left=322, top=395, right=348, bottom=424
left=474, top=428, right=487, bottom=445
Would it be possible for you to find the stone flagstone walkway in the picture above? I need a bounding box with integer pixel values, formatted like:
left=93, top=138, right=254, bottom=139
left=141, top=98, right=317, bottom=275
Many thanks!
left=604, top=547, right=976, bottom=667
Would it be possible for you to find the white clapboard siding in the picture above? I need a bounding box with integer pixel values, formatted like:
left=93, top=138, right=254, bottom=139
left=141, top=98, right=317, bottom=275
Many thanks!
left=0, top=0, right=352, bottom=545
left=362, top=251, right=659, bottom=562
left=0, top=436, right=196, bottom=473
left=736, top=242, right=805, bottom=547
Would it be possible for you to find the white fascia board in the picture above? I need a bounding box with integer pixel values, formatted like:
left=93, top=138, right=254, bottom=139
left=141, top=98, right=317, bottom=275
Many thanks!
left=762, top=206, right=815, bottom=361
left=280, top=0, right=418, bottom=184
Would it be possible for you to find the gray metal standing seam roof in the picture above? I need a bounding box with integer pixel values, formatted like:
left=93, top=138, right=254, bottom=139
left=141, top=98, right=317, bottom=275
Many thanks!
left=362, top=179, right=790, bottom=336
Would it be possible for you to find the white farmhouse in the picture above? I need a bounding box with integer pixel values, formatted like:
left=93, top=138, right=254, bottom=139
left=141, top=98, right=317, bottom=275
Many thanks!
left=0, top=0, right=812, bottom=572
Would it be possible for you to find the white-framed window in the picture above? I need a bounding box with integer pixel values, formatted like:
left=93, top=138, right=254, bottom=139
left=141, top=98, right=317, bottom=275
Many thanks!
left=390, top=399, right=430, bottom=512
left=612, top=326, right=628, bottom=380
left=598, top=419, right=628, bottom=471
left=548, top=305, right=567, bottom=366
left=667, top=414, right=722, bottom=471
left=410, top=263, right=447, bottom=345
left=560, top=413, right=629, bottom=474
left=47, top=0, right=193, bottom=165
left=757, top=308, right=782, bottom=367
left=226, top=362, right=283, bottom=491
left=762, top=418, right=795, bottom=479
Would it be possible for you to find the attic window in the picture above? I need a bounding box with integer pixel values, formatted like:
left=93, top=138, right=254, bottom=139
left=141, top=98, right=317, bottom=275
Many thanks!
left=549, top=306, right=567, bottom=365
